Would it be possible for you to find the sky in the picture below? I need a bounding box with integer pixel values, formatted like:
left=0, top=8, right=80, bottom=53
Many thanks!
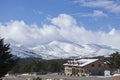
left=0, top=0, right=120, bottom=49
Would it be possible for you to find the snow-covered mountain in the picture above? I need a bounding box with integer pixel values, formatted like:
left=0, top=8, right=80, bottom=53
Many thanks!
left=30, top=41, right=119, bottom=59
left=10, top=45, right=42, bottom=58
left=7, top=40, right=120, bottom=59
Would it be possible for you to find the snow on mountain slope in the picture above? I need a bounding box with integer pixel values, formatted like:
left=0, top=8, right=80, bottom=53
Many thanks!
left=30, top=41, right=119, bottom=59
left=10, top=45, right=42, bottom=58
left=30, top=41, right=84, bottom=59
left=5, top=39, right=120, bottom=59
left=5, top=39, right=42, bottom=58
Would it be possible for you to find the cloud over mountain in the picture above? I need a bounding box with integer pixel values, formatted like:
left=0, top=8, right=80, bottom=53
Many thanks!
left=0, top=14, right=120, bottom=49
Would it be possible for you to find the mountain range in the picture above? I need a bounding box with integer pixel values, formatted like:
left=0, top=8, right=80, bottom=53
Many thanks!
left=7, top=40, right=120, bottom=59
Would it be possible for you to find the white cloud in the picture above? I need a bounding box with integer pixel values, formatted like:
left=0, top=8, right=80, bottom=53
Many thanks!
left=51, top=14, right=76, bottom=28
left=75, top=0, right=120, bottom=14
left=82, top=10, right=107, bottom=17
left=33, top=10, right=43, bottom=15
left=92, top=10, right=107, bottom=17
left=0, top=14, right=120, bottom=49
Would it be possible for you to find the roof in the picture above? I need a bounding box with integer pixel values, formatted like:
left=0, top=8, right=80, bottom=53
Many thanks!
left=77, top=59, right=98, bottom=67
left=63, top=59, right=98, bottom=67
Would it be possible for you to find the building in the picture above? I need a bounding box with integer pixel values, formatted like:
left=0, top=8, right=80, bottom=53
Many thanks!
left=63, top=59, right=110, bottom=76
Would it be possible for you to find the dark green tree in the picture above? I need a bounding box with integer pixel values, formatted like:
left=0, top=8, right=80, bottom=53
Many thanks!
left=0, top=38, right=19, bottom=78
left=107, top=51, right=120, bottom=69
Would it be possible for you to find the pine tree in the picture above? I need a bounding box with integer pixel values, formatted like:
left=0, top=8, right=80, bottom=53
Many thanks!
left=0, top=38, right=19, bottom=78
left=107, top=51, right=120, bottom=69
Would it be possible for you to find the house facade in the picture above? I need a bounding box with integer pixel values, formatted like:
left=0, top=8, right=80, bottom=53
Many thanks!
left=63, top=59, right=110, bottom=76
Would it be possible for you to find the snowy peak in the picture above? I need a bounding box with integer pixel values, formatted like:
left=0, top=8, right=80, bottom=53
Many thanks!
left=83, top=44, right=117, bottom=50
left=30, top=41, right=119, bottom=59
left=6, top=40, right=120, bottom=59
left=10, top=44, right=42, bottom=59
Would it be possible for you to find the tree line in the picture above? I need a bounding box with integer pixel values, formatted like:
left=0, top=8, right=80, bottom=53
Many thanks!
left=10, top=59, right=67, bottom=74
left=107, top=51, right=120, bottom=70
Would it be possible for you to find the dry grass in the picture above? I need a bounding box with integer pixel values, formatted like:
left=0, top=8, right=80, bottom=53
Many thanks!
left=3, top=75, right=120, bottom=80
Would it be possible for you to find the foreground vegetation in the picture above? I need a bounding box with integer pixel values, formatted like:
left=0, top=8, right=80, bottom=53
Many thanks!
left=0, top=38, right=19, bottom=78
left=10, top=59, right=67, bottom=73
left=107, top=51, right=120, bottom=69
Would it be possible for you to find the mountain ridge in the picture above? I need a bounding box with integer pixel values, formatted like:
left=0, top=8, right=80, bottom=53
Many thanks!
left=6, top=40, right=120, bottom=59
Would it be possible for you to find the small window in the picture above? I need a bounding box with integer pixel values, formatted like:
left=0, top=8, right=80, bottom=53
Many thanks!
left=81, top=70, right=84, bottom=73
left=91, top=64, right=95, bottom=67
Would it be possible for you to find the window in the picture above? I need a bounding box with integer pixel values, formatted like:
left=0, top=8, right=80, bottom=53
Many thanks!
left=98, top=64, right=101, bottom=67
left=91, top=64, right=95, bottom=67
left=77, top=69, right=79, bottom=72
left=81, top=70, right=83, bottom=73
left=67, top=69, right=72, bottom=72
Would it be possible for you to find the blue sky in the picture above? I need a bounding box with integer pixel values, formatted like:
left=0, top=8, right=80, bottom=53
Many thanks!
left=1, top=0, right=120, bottom=49
left=0, top=0, right=120, bottom=31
